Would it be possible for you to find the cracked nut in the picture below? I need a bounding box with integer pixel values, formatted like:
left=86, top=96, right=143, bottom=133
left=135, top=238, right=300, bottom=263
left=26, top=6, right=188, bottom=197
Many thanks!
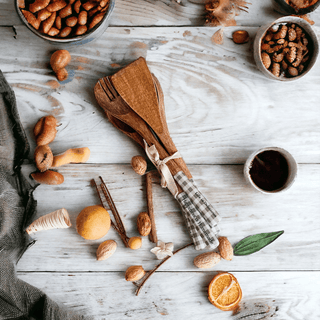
left=96, top=240, right=117, bottom=261
left=137, top=212, right=151, bottom=237
left=218, top=236, right=233, bottom=261
left=125, top=265, right=145, bottom=282
left=131, top=156, right=147, bottom=175
left=194, top=252, right=221, bottom=269
left=34, top=145, right=53, bottom=172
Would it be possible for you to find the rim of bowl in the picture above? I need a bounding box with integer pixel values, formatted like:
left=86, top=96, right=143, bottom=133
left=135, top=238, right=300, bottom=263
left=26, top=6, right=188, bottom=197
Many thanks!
left=272, top=0, right=320, bottom=15
left=254, top=16, right=319, bottom=81
left=15, top=0, right=115, bottom=43
left=244, top=146, right=298, bottom=194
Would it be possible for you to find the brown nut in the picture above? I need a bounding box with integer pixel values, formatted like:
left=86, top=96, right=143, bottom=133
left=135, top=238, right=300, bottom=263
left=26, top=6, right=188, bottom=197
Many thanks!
left=59, top=26, right=72, bottom=37
left=31, top=170, right=64, bottom=185
left=78, top=11, right=87, bottom=25
left=48, top=27, right=60, bottom=36
left=100, top=0, right=108, bottom=7
left=21, top=10, right=41, bottom=30
left=46, top=0, right=67, bottom=12
left=75, top=25, right=87, bottom=35
left=131, top=155, right=147, bottom=175
left=40, top=11, right=56, bottom=34
left=128, top=236, right=142, bottom=250
left=18, top=0, right=25, bottom=8
left=50, top=50, right=71, bottom=72
left=96, top=240, right=117, bottom=261
left=272, top=52, right=284, bottom=63
left=218, top=236, right=233, bottom=261
left=74, top=0, right=81, bottom=13
left=89, top=12, right=105, bottom=29
left=137, top=212, right=151, bottom=236
left=59, top=3, right=72, bottom=18
left=34, top=115, right=58, bottom=146
left=288, top=66, right=298, bottom=77
left=34, top=145, right=53, bottom=172
left=37, top=8, right=52, bottom=21
left=271, top=62, right=280, bottom=77
left=55, top=15, right=62, bottom=29
left=125, top=266, right=145, bottom=282
left=82, top=0, right=97, bottom=11
left=261, top=52, right=271, bottom=69
left=55, top=68, right=69, bottom=81
left=66, top=16, right=78, bottom=27
left=194, top=252, right=221, bottom=269
left=29, top=0, right=50, bottom=13
left=232, top=30, right=249, bottom=44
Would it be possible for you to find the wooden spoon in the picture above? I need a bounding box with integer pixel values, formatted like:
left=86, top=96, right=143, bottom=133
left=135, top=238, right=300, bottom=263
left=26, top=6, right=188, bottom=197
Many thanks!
left=94, top=76, right=184, bottom=186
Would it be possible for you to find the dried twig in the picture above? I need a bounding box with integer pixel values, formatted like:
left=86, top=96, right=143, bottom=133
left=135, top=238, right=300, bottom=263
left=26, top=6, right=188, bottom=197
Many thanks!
left=134, top=242, right=193, bottom=296
left=146, top=172, right=157, bottom=243
left=93, top=177, right=130, bottom=247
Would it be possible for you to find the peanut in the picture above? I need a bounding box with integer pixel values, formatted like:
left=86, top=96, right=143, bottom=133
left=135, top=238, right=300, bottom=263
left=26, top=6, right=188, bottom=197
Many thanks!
left=75, top=25, right=87, bottom=35
left=55, top=15, right=61, bottom=29
left=40, top=11, right=56, bottom=34
left=89, top=12, right=105, bottom=29
left=59, top=3, right=72, bottom=18
left=29, top=0, right=50, bottom=13
left=31, top=170, right=64, bottom=185
left=51, top=147, right=90, bottom=167
left=46, top=0, right=67, bottom=12
left=78, top=11, right=87, bottom=25
left=21, top=10, right=40, bottom=29
left=74, top=0, right=81, bottom=13
left=34, top=115, right=58, bottom=146
left=50, top=49, right=71, bottom=71
left=66, top=16, right=78, bottom=27
left=37, top=8, right=52, bottom=21
left=48, top=27, right=60, bottom=36
left=82, top=0, right=97, bottom=11
left=55, top=68, right=69, bottom=81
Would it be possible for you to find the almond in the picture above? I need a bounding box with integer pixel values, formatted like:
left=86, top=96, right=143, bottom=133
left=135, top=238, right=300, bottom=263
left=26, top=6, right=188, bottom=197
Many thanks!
left=125, top=265, right=145, bottom=282
left=96, top=240, right=117, bottom=261
left=194, top=252, right=221, bottom=269
left=128, top=236, right=142, bottom=250
left=218, top=236, right=233, bottom=261
left=137, top=212, right=151, bottom=236
left=131, top=155, right=147, bottom=175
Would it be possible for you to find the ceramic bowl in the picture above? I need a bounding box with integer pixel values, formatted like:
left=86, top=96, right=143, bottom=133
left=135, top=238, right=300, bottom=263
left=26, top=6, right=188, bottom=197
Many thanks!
left=271, top=0, right=320, bottom=15
left=244, top=147, right=298, bottom=194
left=15, top=0, right=115, bottom=46
left=253, top=16, right=319, bottom=81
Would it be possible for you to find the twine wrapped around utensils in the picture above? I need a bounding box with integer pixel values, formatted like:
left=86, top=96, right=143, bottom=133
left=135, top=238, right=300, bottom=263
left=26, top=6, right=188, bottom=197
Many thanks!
left=144, top=140, right=181, bottom=197
left=26, top=208, right=71, bottom=234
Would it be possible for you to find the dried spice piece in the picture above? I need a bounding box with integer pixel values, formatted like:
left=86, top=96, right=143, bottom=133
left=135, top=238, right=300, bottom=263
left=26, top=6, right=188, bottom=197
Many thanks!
left=234, top=230, right=284, bottom=255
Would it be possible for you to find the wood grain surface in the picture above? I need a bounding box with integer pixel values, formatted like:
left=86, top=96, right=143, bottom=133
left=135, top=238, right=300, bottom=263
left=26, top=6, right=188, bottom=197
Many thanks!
left=1, top=0, right=320, bottom=318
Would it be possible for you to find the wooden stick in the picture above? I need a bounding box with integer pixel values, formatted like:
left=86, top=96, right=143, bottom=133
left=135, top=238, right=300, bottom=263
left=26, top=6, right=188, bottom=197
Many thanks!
left=135, top=242, right=193, bottom=296
left=146, top=171, right=157, bottom=243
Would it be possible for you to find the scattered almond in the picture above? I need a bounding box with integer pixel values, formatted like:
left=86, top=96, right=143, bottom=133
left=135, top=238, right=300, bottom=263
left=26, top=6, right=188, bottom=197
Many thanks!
left=96, top=240, right=117, bottom=261
left=137, top=212, right=151, bottom=236
left=218, top=236, right=233, bottom=261
left=128, top=236, right=142, bottom=250
left=131, top=155, right=147, bottom=175
left=194, top=252, right=221, bottom=269
left=125, top=265, right=145, bottom=282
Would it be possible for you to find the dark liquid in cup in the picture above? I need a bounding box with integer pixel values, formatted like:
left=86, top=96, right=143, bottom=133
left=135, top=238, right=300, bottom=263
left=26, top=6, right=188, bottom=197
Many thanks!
left=249, top=151, right=289, bottom=191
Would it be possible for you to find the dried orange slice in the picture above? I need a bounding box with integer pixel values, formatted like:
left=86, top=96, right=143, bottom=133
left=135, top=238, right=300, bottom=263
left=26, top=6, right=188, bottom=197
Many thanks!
left=208, top=272, right=242, bottom=311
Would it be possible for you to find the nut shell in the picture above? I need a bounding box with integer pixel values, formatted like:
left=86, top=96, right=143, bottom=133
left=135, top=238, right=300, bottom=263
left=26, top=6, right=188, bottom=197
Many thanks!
left=131, top=156, right=147, bottom=175
left=34, top=145, right=53, bottom=172
left=125, top=265, right=145, bottom=282
left=128, top=236, right=142, bottom=250
left=137, top=212, right=151, bottom=236
left=96, top=240, right=117, bottom=261
left=218, top=236, right=233, bottom=261
left=194, top=252, right=221, bottom=269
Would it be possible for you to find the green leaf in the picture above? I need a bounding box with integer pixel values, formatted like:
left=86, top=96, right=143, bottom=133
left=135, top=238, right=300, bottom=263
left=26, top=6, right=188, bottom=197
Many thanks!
left=234, top=231, right=284, bottom=256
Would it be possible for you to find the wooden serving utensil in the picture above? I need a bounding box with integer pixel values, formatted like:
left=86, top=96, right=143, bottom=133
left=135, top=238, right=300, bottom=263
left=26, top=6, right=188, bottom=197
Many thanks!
left=94, top=76, right=184, bottom=193
left=110, top=57, right=192, bottom=179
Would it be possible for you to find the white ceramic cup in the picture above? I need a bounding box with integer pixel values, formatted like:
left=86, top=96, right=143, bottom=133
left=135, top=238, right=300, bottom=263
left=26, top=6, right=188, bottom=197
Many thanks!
left=244, top=147, right=298, bottom=194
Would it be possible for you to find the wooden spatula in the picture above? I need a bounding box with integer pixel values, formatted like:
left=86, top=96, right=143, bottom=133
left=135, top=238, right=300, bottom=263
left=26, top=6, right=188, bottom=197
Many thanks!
left=111, top=57, right=192, bottom=179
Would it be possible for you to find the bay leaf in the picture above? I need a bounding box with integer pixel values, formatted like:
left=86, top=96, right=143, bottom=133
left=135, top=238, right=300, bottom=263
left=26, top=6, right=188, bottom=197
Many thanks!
left=234, top=230, right=284, bottom=256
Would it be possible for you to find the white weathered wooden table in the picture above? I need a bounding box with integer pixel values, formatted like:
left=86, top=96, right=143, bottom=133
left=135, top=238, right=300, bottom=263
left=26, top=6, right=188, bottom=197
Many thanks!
left=1, top=0, right=320, bottom=318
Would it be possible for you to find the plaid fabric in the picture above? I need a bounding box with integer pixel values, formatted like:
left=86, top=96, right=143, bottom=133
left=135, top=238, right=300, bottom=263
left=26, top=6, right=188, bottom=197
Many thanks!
left=174, top=171, right=221, bottom=250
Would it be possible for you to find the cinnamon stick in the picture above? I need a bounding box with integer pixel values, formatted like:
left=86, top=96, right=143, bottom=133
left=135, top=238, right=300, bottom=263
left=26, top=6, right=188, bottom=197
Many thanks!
left=146, top=172, right=157, bottom=243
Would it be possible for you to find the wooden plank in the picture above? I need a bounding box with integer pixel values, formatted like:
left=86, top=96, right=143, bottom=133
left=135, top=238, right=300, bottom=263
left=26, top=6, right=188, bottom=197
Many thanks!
left=1, top=26, right=320, bottom=165
left=18, top=163, right=320, bottom=272
left=2, top=0, right=320, bottom=27
left=17, top=271, right=320, bottom=319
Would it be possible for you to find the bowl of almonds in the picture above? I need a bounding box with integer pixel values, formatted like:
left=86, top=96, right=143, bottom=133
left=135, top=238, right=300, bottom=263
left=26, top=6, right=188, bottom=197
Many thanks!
left=15, top=0, right=115, bottom=45
left=253, top=16, right=319, bottom=81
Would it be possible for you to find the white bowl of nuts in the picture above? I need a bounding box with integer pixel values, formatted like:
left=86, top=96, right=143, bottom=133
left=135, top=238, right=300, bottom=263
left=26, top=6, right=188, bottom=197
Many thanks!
left=15, top=0, right=115, bottom=45
left=254, top=16, right=319, bottom=81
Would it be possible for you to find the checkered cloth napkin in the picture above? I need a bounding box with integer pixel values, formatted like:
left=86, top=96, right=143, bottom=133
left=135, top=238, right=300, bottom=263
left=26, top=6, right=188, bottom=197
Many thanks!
left=174, top=171, right=221, bottom=250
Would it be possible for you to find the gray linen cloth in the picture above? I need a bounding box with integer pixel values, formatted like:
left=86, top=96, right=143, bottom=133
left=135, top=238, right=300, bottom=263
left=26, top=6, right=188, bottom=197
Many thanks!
left=0, top=71, right=86, bottom=320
